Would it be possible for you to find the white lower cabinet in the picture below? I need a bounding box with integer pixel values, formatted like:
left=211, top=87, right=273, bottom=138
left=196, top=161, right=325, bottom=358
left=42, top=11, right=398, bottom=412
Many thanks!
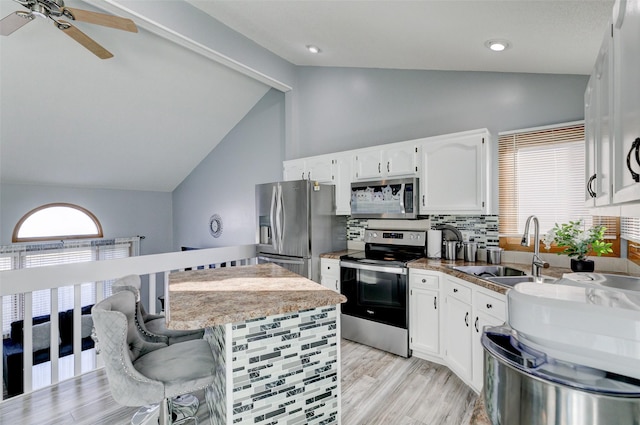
left=320, top=258, right=340, bottom=292
left=410, top=270, right=506, bottom=394
left=409, top=270, right=440, bottom=359
left=443, top=276, right=473, bottom=382
left=471, top=288, right=506, bottom=392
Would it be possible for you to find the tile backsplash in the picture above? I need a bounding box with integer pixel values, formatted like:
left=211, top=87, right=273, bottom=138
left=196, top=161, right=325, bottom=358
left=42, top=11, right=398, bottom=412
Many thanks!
left=347, top=215, right=499, bottom=249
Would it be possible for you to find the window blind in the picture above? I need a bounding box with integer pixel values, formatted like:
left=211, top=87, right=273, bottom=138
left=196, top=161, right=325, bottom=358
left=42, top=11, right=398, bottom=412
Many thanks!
left=1, top=237, right=139, bottom=335
left=621, top=217, right=640, bottom=243
left=499, top=123, right=591, bottom=236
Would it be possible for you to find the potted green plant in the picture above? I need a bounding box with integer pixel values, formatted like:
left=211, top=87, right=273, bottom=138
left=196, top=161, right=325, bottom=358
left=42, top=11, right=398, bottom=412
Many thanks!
left=543, top=219, right=613, bottom=272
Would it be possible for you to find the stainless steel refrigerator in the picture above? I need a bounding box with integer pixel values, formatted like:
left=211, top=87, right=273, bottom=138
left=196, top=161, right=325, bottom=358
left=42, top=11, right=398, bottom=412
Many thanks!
left=256, top=180, right=346, bottom=282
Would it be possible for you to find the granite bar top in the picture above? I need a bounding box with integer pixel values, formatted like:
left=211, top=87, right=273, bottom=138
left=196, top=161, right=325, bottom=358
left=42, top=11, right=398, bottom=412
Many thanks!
left=167, top=263, right=347, bottom=330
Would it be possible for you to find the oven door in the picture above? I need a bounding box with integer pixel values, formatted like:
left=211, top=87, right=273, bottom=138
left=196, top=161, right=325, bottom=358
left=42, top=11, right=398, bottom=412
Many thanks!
left=340, top=260, right=408, bottom=328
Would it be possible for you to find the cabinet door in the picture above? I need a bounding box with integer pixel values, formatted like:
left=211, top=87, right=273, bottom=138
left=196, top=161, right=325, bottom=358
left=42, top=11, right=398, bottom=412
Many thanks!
left=471, top=312, right=503, bottom=392
left=306, top=157, right=333, bottom=183
left=320, top=258, right=340, bottom=292
left=612, top=1, right=640, bottom=203
left=420, top=132, right=488, bottom=214
left=333, top=155, right=353, bottom=215
left=444, top=292, right=472, bottom=381
left=585, top=74, right=598, bottom=207
left=354, top=150, right=383, bottom=180
left=385, top=145, right=418, bottom=177
left=471, top=289, right=506, bottom=392
left=410, top=287, right=439, bottom=356
left=283, top=160, right=305, bottom=181
left=590, top=28, right=614, bottom=207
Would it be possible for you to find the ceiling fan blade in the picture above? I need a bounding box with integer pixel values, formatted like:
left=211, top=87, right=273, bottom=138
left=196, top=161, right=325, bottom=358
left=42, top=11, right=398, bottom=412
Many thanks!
left=55, top=20, right=113, bottom=59
left=62, top=7, right=137, bottom=33
left=0, top=11, right=35, bottom=36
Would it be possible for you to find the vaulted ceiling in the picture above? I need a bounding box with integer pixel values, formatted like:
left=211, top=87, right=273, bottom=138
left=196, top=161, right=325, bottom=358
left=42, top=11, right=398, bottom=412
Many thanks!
left=0, top=0, right=614, bottom=192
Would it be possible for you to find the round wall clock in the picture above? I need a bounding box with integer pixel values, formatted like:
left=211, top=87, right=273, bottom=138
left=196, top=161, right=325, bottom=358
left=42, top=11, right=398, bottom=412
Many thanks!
left=209, top=214, right=223, bottom=238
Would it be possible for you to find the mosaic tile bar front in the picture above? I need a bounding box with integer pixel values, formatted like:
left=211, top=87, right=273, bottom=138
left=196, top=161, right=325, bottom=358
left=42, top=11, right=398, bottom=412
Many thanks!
left=229, top=306, right=340, bottom=424
left=347, top=215, right=500, bottom=248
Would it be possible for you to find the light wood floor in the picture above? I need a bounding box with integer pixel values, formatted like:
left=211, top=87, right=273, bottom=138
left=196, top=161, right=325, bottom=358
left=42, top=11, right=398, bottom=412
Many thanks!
left=0, top=339, right=477, bottom=425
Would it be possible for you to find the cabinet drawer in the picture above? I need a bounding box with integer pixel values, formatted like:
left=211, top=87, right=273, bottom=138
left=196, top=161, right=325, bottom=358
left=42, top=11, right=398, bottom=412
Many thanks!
left=321, top=259, right=340, bottom=279
left=446, top=279, right=471, bottom=303
left=409, top=272, right=439, bottom=290
left=475, top=291, right=506, bottom=321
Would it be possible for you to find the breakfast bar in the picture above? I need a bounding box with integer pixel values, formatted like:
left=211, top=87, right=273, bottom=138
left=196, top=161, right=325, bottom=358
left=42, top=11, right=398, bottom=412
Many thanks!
left=166, top=263, right=346, bottom=425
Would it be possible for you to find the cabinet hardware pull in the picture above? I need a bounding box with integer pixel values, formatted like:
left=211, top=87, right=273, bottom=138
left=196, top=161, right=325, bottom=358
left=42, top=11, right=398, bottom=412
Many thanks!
left=453, top=288, right=458, bottom=293
left=486, top=303, right=493, bottom=309
left=625, top=138, right=640, bottom=182
left=307, top=171, right=310, bottom=180
left=474, top=316, right=479, bottom=332
left=587, top=173, right=597, bottom=198
left=422, top=278, right=426, bottom=283
left=301, top=172, right=305, bottom=180
left=422, top=194, right=425, bottom=207
left=378, top=163, right=381, bottom=173
left=464, top=312, right=469, bottom=327
left=387, top=161, right=390, bottom=173
left=434, top=296, right=437, bottom=310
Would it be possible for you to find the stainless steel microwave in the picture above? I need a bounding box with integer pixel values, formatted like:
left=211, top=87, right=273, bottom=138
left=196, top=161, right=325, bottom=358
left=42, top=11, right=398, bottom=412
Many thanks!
left=350, top=177, right=419, bottom=219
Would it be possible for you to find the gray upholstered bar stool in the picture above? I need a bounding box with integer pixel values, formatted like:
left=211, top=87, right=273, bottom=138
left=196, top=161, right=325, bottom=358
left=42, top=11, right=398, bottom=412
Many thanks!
left=92, top=290, right=219, bottom=425
left=112, top=274, right=205, bottom=344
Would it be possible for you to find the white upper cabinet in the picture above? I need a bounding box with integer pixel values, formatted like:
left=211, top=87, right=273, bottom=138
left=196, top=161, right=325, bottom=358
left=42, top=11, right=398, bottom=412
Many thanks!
left=283, top=154, right=352, bottom=215
left=283, top=156, right=334, bottom=183
left=283, top=159, right=306, bottom=181
left=305, top=156, right=334, bottom=183
left=585, top=26, right=614, bottom=208
left=612, top=0, right=640, bottom=203
left=419, top=129, right=490, bottom=214
left=353, top=143, right=418, bottom=181
left=332, top=153, right=353, bottom=215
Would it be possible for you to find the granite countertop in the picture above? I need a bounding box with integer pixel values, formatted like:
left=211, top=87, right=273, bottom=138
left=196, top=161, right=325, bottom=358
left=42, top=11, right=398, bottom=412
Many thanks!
left=321, top=250, right=572, bottom=295
left=166, top=263, right=347, bottom=330
left=407, top=258, right=572, bottom=295
left=319, top=250, right=355, bottom=259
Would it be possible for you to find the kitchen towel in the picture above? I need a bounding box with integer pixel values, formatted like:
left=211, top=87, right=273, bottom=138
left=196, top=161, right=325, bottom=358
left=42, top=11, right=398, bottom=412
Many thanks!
left=427, top=230, right=442, bottom=258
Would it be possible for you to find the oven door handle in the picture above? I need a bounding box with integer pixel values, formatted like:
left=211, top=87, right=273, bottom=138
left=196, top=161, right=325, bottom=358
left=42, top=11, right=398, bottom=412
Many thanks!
left=340, top=260, right=407, bottom=275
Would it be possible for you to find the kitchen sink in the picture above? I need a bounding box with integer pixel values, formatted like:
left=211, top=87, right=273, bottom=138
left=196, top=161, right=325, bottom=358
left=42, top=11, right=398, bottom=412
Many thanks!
left=484, top=275, right=557, bottom=287
left=449, top=265, right=557, bottom=288
left=450, top=265, right=528, bottom=278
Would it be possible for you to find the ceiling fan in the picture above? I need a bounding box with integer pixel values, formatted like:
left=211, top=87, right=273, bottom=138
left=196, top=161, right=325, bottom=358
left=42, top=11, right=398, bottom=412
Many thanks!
left=0, top=0, right=137, bottom=59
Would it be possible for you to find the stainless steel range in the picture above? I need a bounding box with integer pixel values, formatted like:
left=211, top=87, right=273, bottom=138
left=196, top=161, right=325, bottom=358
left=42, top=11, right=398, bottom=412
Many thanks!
left=340, top=229, right=426, bottom=357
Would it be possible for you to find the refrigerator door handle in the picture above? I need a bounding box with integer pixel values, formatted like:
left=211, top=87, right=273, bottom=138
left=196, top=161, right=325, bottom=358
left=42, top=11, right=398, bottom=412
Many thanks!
left=278, top=184, right=286, bottom=252
left=275, top=183, right=284, bottom=253
left=270, top=185, right=278, bottom=251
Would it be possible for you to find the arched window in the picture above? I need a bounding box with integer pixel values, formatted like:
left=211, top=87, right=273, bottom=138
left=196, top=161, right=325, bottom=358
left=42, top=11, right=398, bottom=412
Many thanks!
left=12, top=203, right=103, bottom=242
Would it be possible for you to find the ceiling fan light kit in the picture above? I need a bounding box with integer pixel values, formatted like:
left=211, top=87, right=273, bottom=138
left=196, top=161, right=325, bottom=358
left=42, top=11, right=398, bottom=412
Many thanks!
left=0, top=0, right=138, bottom=59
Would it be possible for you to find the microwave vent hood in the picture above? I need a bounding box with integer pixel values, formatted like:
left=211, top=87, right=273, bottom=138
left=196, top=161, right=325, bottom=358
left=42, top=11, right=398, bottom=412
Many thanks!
left=350, top=177, right=419, bottom=219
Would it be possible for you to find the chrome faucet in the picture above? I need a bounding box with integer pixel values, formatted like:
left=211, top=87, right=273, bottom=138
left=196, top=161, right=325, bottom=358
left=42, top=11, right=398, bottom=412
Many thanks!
left=521, top=215, right=549, bottom=278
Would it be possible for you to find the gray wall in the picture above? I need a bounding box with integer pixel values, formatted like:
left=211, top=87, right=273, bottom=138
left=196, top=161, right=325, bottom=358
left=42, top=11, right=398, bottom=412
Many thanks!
left=0, top=184, right=173, bottom=255
left=172, top=88, right=285, bottom=249
left=171, top=68, right=588, bottom=248
left=293, top=67, right=588, bottom=158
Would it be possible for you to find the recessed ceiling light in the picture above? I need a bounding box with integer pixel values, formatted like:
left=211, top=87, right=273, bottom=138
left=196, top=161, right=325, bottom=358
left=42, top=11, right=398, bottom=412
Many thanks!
left=306, top=45, right=321, bottom=54
left=485, top=40, right=510, bottom=52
